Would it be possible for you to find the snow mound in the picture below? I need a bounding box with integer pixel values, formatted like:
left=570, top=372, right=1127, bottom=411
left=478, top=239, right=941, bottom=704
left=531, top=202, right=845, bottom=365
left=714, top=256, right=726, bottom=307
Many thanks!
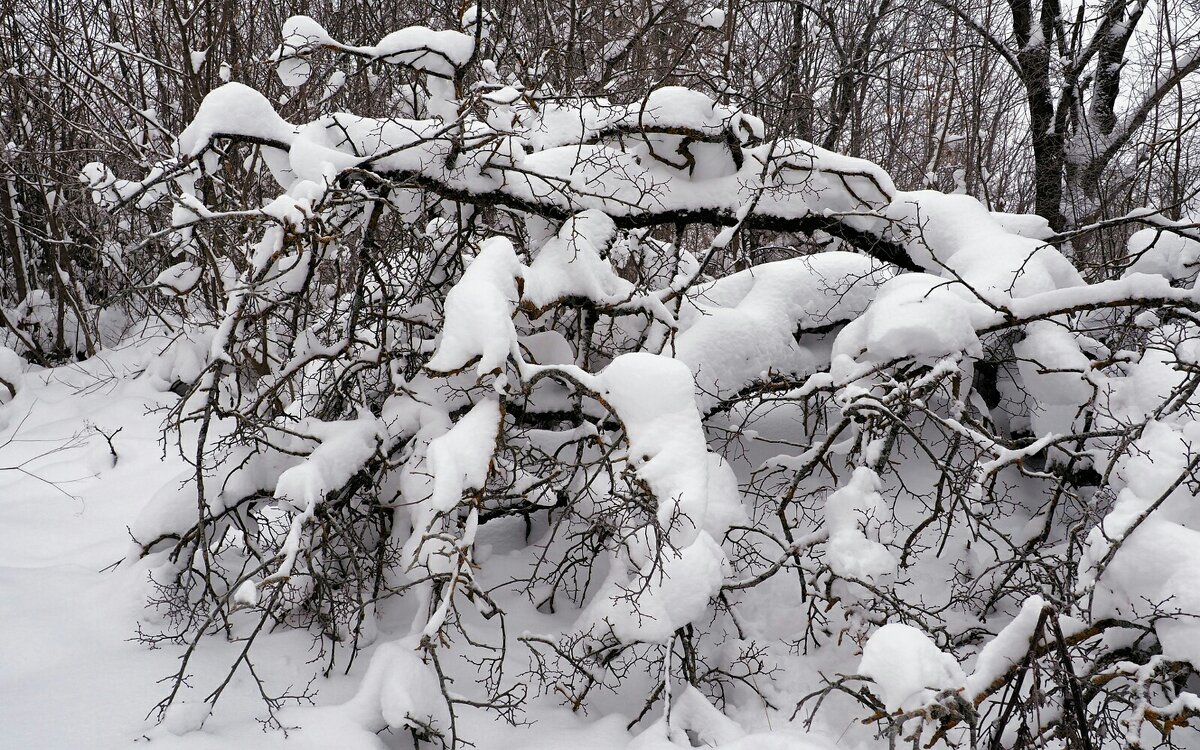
left=426, top=398, right=501, bottom=511
left=1125, top=227, right=1200, bottom=282
left=674, top=252, right=883, bottom=409
left=859, top=623, right=965, bottom=713
left=426, top=237, right=523, bottom=379
left=0, top=345, right=23, bottom=402
left=823, top=467, right=895, bottom=583
left=336, top=636, right=451, bottom=734
left=523, top=210, right=631, bottom=311
left=832, top=273, right=982, bottom=367
left=177, top=82, right=296, bottom=156
left=966, top=596, right=1047, bottom=698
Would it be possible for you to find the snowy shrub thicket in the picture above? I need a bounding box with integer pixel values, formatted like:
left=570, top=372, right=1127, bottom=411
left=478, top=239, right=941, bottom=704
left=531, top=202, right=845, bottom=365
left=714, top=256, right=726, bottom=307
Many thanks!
left=6, top=3, right=1200, bottom=749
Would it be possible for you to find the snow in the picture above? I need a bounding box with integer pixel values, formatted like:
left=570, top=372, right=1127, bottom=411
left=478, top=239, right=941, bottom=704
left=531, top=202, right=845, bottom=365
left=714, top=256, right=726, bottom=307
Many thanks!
left=1012, top=321, right=1092, bottom=436
left=523, top=210, right=631, bottom=311
left=176, top=83, right=296, bottom=157
left=188, top=49, right=206, bottom=74
left=823, top=467, right=896, bottom=584
left=32, top=27, right=1200, bottom=750
left=273, top=15, right=473, bottom=79
left=153, top=260, right=203, bottom=295
left=233, top=579, right=259, bottom=607
left=162, top=701, right=212, bottom=735
left=0, top=345, right=22, bottom=402
left=965, top=596, right=1046, bottom=698
left=482, top=85, right=522, bottom=106
left=591, top=530, right=728, bottom=644
left=367, top=27, right=475, bottom=74
left=673, top=252, right=884, bottom=410
left=160, top=78, right=1097, bottom=321
left=288, top=120, right=368, bottom=184
left=426, top=398, right=501, bottom=511
left=591, top=353, right=743, bottom=545
left=272, top=15, right=334, bottom=86
left=275, top=15, right=335, bottom=59
left=859, top=623, right=965, bottom=712
left=320, top=69, right=346, bottom=101
left=0, top=347, right=221, bottom=748
left=832, top=272, right=983, bottom=367
left=665, top=685, right=744, bottom=745
left=276, top=56, right=313, bottom=87
left=633, top=87, right=734, bottom=137
left=696, top=7, right=727, bottom=29
left=274, top=413, right=385, bottom=509
left=1125, top=226, right=1200, bottom=282
left=883, top=190, right=1081, bottom=297
left=0, top=345, right=473, bottom=749
left=1080, top=420, right=1200, bottom=668
left=990, top=211, right=1054, bottom=240
left=425, top=237, right=523, bottom=379
left=514, top=352, right=748, bottom=644
left=336, top=636, right=452, bottom=734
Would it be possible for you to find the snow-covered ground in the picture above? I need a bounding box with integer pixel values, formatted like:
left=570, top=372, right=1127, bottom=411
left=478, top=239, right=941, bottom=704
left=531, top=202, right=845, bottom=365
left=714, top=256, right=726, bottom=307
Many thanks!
left=0, top=337, right=847, bottom=749
left=0, top=344, right=184, bottom=747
